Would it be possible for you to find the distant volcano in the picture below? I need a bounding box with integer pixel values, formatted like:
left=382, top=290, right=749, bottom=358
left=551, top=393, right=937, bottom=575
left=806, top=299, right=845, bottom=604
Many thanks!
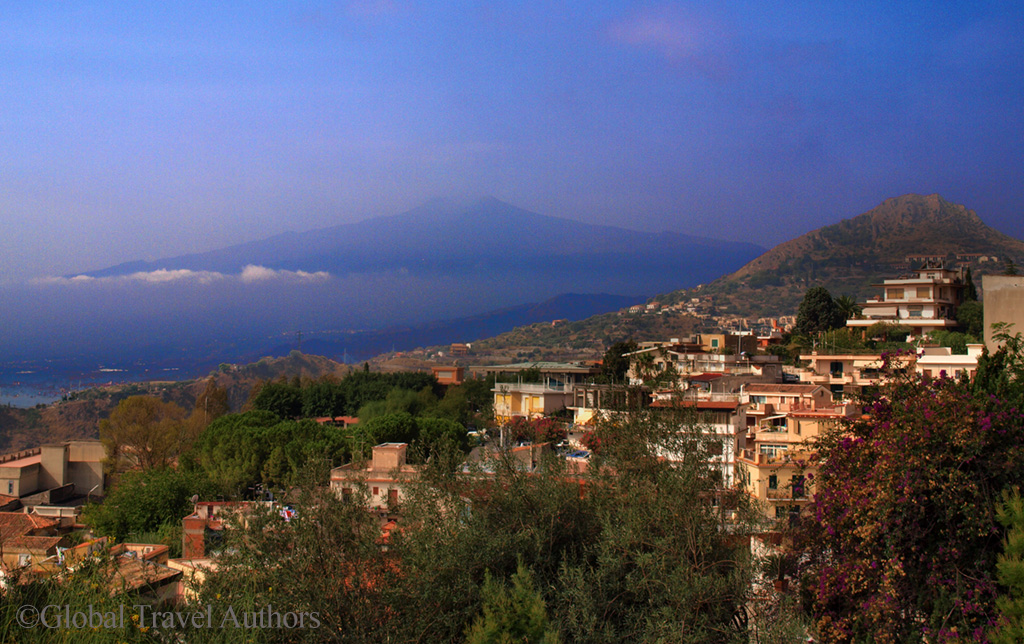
left=75, top=196, right=764, bottom=284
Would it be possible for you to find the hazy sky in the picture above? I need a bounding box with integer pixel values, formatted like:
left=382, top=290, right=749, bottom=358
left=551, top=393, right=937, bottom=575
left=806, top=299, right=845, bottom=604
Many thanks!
left=2, top=1, right=1022, bottom=282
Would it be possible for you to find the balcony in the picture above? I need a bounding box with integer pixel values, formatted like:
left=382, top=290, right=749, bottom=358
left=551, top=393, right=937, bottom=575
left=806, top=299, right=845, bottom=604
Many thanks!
left=766, top=488, right=808, bottom=501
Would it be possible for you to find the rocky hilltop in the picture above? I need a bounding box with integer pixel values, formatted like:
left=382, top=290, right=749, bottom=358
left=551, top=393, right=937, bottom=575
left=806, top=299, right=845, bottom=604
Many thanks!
left=661, top=194, right=1024, bottom=318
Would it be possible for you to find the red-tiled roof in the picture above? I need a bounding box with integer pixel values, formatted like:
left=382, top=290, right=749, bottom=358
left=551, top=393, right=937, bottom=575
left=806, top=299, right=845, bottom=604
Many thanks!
left=652, top=400, right=741, bottom=410
left=3, top=535, right=63, bottom=552
left=689, top=373, right=725, bottom=382
left=0, top=513, right=58, bottom=540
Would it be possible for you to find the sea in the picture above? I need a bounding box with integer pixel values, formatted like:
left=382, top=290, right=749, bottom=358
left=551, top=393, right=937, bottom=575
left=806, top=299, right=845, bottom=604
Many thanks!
left=0, top=359, right=189, bottom=408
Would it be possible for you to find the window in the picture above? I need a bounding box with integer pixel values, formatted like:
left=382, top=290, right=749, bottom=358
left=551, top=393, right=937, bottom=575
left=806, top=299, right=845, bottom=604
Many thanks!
left=830, top=361, right=844, bottom=377
left=750, top=395, right=766, bottom=404
left=768, top=475, right=778, bottom=490
left=388, top=489, right=399, bottom=506
left=908, top=305, right=923, bottom=318
left=711, top=339, right=719, bottom=348
left=916, top=286, right=930, bottom=298
left=887, top=288, right=904, bottom=299
left=342, top=487, right=353, bottom=503
left=760, top=444, right=788, bottom=457
left=7, top=482, right=12, bottom=495
left=372, top=486, right=379, bottom=496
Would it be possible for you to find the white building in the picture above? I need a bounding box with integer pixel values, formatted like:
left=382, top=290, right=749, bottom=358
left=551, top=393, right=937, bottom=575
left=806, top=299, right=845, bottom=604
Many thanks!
left=847, top=263, right=965, bottom=336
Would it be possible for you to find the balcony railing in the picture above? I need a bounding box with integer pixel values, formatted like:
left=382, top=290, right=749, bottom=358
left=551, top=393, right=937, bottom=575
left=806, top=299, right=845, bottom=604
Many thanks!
left=766, top=488, right=808, bottom=501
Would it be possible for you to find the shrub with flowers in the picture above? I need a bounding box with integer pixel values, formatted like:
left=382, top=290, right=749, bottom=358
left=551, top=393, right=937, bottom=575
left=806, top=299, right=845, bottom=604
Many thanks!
left=809, top=351, right=1024, bottom=643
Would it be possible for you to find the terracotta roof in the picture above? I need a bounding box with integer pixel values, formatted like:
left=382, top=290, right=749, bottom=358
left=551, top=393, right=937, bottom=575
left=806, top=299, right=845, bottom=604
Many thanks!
left=689, top=373, right=725, bottom=382
left=652, top=400, right=741, bottom=411
left=2, top=535, right=63, bottom=552
left=108, top=556, right=182, bottom=594
left=0, top=513, right=58, bottom=540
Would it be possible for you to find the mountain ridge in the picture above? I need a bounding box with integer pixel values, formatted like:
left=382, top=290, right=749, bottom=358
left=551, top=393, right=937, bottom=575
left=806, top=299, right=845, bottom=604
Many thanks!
left=75, top=197, right=765, bottom=281
left=453, top=194, right=1024, bottom=353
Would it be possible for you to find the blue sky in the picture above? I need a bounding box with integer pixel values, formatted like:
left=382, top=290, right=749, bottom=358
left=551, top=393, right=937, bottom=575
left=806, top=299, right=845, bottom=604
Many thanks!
left=2, top=1, right=1022, bottom=282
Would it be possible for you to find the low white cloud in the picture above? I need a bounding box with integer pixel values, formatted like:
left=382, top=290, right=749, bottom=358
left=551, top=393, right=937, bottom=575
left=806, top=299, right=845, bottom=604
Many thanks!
left=125, top=269, right=224, bottom=284
left=240, top=265, right=330, bottom=283
left=32, top=266, right=329, bottom=286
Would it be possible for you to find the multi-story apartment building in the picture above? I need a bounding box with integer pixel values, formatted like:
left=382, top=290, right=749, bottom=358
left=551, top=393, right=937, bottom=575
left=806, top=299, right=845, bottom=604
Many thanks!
left=846, top=262, right=965, bottom=336
left=794, top=352, right=915, bottom=401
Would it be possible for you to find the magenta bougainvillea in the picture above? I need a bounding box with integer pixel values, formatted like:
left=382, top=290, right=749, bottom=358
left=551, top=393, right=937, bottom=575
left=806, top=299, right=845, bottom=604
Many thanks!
left=810, top=352, right=1024, bottom=643
left=506, top=416, right=567, bottom=444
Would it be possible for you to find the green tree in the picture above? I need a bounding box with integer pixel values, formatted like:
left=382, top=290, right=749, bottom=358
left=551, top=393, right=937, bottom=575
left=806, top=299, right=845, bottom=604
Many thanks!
left=957, top=299, right=985, bottom=338
left=466, top=561, right=560, bottom=644
left=599, top=340, right=637, bottom=384
left=795, top=286, right=845, bottom=336
left=250, top=380, right=303, bottom=418
left=834, top=294, right=862, bottom=321
left=964, top=267, right=978, bottom=302
left=352, top=412, right=418, bottom=457
left=301, top=377, right=346, bottom=419
left=188, top=411, right=349, bottom=495
left=99, top=395, right=189, bottom=473
left=81, top=467, right=214, bottom=552
left=992, top=488, right=1024, bottom=643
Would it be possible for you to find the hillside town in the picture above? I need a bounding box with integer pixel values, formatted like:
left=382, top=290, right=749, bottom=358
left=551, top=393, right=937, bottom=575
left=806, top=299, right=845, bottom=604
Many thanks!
left=2, top=263, right=1024, bottom=642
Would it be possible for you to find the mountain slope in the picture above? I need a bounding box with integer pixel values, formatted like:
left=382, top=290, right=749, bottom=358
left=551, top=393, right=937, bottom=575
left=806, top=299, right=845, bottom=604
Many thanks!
left=78, top=197, right=764, bottom=285
left=733, top=194, right=1024, bottom=278
left=257, top=292, right=641, bottom=363
left=451, top=194, right=1024, bottom=354
left=654, top=194, right=1024, bottom=318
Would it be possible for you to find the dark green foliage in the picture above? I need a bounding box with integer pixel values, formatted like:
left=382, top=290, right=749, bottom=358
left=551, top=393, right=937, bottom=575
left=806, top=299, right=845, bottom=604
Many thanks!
left=865, top=321, right=911, bottom=343
left=338, top=371, right=438, bottom=415
left=466, top=561, right=561, bottom=644
left=193, top=407, right=757, bottom=643
left=834, top=294, right=861, bottom=320
left=250, top=381, right=303, bottom=418
left=82, top=467, right=214, bottom=550
left=352, top=412, right=419, bottom=456
left=0, top=554, right=157, bottom=643
left=957, top=300, right=985, bottom=338
left=929, top=329, right=972, bottom=354
left=193, top=479, right=391, bottom=643
left=964, top=268, right=978, bottom=302
left=188, top=410, right=349, bottom=494
left=973, top=324, right=1024, bottom=405
left=992, top=488, right=1024, bottom=643
left=251, top=371, right=438, bottom=419
left=795, top=286, right=845, bottom=336
left=351, top=412, right=469, bottom=461
left=416, top=416, right=471, bottom=455
left=599, top=340, right=637, bottom=383
left=302, top=377, right=346, bottom=418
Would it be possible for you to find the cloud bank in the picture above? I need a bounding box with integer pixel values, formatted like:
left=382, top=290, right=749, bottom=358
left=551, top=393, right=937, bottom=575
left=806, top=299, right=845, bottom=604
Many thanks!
left=33, top=266, right=330, bottom=286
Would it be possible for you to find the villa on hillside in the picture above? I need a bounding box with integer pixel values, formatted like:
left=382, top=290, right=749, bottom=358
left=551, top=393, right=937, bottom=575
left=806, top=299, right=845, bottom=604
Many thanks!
left=846, top=261, right=966, bottom=336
